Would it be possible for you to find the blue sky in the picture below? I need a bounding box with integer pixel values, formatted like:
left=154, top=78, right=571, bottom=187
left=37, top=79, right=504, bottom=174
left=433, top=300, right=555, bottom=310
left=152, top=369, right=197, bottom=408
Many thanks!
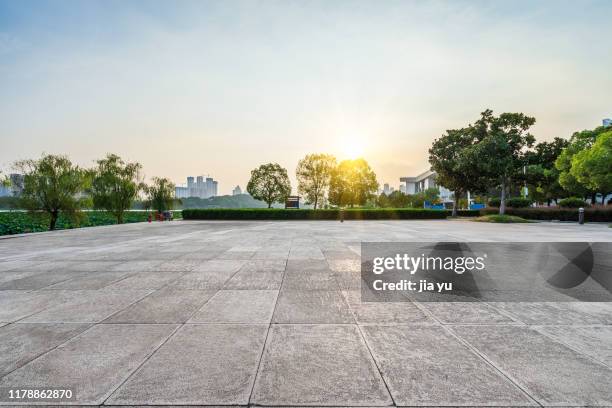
left=1, top=0, right=611, bottom=193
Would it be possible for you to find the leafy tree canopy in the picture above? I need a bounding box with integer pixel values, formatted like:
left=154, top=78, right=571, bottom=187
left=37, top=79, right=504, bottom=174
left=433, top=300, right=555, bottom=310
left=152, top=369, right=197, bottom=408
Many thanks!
left=556, top=126, right=609, bottom=200
left=90, top=154, right=142, bottom=224
left=429, top=127, right=487, bottom=215
left=247, top=163, right=291, bottom=208
left=328, top=158, right=378, bottom=207
left=569, top=130, right=612, bottom=202
left=144, top=177, right=177, bottom=213
left=462, top=109, right=536, bottom=214
left=15, top=154, right=88, bottom=230
left=296, top=153, right=337, bottom=209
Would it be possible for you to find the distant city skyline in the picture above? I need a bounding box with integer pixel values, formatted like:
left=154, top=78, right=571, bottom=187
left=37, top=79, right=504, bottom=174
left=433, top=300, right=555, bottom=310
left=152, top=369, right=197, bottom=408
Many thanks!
left=1, top=1, right=611, bottom=195
left=175, top=175, right=218, bottom=199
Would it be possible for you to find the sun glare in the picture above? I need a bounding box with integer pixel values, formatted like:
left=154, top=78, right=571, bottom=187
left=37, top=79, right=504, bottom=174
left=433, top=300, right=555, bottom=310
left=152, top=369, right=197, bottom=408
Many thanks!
left=340, top=136, right=366, bottom=159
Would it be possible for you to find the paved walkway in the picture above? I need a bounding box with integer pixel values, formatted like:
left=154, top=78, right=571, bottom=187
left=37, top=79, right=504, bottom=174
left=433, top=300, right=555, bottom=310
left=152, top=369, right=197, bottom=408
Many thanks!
left=0, top=220, right=611, bottom=406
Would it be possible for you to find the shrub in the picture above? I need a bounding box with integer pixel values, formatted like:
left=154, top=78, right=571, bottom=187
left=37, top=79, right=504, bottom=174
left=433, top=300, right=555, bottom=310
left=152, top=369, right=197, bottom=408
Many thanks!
left=488, top=197, right=532, bottom=208
left=472, top=215, right=532, bottom=223
left=480, top=207, right=612, bottom=222
left=488, top=197, right=501, bottom=207
left=182, top=208, right=467, bottom=220
left=505, top=197, right=533, bottom=208
left=558, top=197, right=588, bottom=208
left=0, top=210, right=181, bottom=236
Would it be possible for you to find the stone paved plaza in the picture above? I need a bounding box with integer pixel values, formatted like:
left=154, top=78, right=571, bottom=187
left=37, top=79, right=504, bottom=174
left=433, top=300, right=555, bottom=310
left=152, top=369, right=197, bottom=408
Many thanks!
left=0, top=220, right=611, bottom=406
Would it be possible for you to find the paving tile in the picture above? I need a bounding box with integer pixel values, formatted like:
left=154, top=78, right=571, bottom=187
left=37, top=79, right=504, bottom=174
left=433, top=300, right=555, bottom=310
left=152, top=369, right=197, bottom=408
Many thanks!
left=156, top=260, right=202, bottom=272
left=0, top=260, right=44, bottom=272
left=215, top=250, right=256, bottom=260
left=0, top=271, right=87, bottom=290
left=252, top=250, right=289, bottom=260
left=169, top=269, right=239, bottom=290
left=0, top=324, right=177, bottom=405
left=342, top=290, right=432, bottom=324
left=285, top=259, right=331, bottom=273
left=534, top=326, right=612, bottom=367
left=327, top=259, right=360, bottom=272
left=109, top=260, right=163, bottom=272
left=282, top=271, right=338, bottom=290
left=251, top=324, right=392, bottom=406
left=191, top=260, right=247, bottom=273
left=333, top=270, right=362, bottom=290
left=0, top=291, right=70, bottom=322
left=239, top=259, right=287, bottom=272
left=105, top=289, right=217, bottom=323
left=0, top=270, right=41, bottom=284
left=362, top=325, right=534, bottom=406
left=63, top=261, right=123, bottom=272
left=189, top=290, right=278, bottom=323
left=418, top=301, right=517, bottom=324
left=451, top=325, right=612, bottom=406
left=0, top=323, right=90, bottom=376
left=273, top=290, right=354, bottom=323
left=107, top=324, right=267, bottom=405
left=224, top=269, right=284, bottom=289
left=43, top=271, right=130, bottom=290
left=177, top=250, right=227, bottom=260
left=22, top=290, right=152, bottom=323
left=104, top=272, right=182, bottom=290
left=493, top=301, right=612, bottom=325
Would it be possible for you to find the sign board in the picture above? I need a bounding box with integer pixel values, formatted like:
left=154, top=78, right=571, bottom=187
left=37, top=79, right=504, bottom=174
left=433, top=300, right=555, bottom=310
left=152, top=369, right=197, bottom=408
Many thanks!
left=285, top=196, right=300, bottom=209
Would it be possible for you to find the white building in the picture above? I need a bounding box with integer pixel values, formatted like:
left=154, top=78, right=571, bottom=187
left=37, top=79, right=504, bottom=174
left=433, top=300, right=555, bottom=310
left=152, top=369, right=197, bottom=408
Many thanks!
left=400, top=169, right=453, bottom=204
left=232, top=185, right=242, bottom=195
left=175, top=175, right=219, bottom=199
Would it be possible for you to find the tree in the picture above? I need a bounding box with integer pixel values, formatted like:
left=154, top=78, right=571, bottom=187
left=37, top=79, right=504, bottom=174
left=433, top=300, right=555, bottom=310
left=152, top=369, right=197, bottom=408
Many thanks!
left=556, top=126, right=609, bottom=203
left=246, top=163, right=291, bottom=208
left=524, top=137, right=569, bottom=205
left=463, top=110, right=536, bottom=215
left=328, top=158, right=378, bottom=207
left=0, top=171, right=8, bottom=188
left=15, top=154, right=88, bottom=230
left=90, top=154, right=142, bottom=224
left=570, top=130, right=612, bottom=203
left=296, top=153, right=337, bottom=209
left=145, top=177, right=177, bottom=213
left=429, top=127, right=487, bottom=216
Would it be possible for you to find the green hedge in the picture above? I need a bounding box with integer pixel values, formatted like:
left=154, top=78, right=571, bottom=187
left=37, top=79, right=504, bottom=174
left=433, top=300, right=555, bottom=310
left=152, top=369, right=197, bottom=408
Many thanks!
left=488, top=197, right=533, bottom=208
left=0, top=211, right=181, bottom=236
left=558, top=197, right=588, bottom=208
left=480, top=207, right=612, bottom=222
left=182, top=208, right=480, bottom=220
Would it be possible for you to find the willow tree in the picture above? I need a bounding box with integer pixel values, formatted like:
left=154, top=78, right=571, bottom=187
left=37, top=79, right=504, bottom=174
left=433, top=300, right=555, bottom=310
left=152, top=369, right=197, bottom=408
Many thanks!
left=90, top=154, right=142, bottom=224
left=15, top=154, right=88, bottom=230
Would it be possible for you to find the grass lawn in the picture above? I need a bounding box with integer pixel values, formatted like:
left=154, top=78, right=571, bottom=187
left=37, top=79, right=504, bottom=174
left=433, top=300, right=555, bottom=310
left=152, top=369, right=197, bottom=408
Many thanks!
left=472, top=214, right=535, bottom=223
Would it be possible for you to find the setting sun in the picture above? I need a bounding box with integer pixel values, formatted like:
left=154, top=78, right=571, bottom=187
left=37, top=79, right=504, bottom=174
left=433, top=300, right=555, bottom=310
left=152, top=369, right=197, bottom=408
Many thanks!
left=339, top=136, right=367, bottom=159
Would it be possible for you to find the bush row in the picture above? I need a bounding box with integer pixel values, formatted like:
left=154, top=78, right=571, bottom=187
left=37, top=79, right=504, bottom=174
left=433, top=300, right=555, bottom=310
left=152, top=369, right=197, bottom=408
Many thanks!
left=182, top=208, right=481, bottom=220
left=480, top=207, right=612, bottom=222
left=0, top=211, right=181, bottom=236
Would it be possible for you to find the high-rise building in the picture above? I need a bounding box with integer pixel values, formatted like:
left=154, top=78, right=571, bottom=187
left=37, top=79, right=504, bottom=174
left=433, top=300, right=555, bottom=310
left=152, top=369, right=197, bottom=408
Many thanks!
left=604, top=118, right=611, bottom=128
left=232, top=185, right=242, bottom=195
left=175, top=175, right=219, bottom=199
left=383, top=183, right=391, bottom=195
